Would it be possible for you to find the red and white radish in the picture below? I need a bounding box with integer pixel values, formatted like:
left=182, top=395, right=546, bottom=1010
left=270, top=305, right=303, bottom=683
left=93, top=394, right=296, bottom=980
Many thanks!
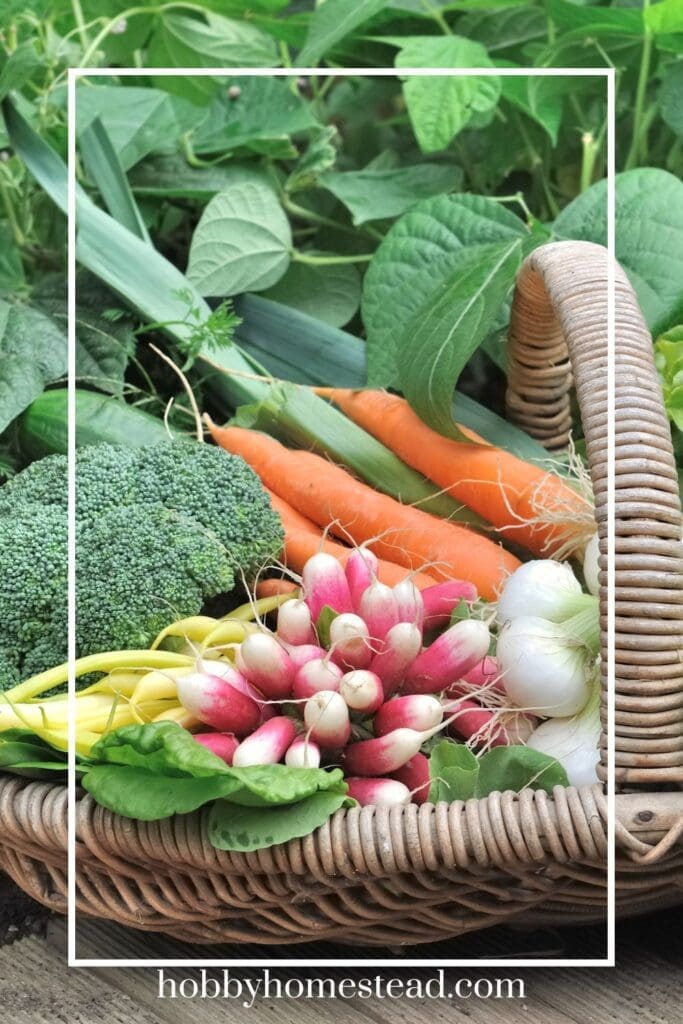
left=391, top=753, right=431, bottom=805
left=177, top=672, right=261, bottom=735
left=292, top=657, right=343, bottom=700
left=392, top=578, right=424, bottom=628
left=346, top=777, right=411, bottom=807
left=339, top=670, right=384, bottom=714
left=341, top=718, right=447, bottom=776
left=422, top=580, right=477, bottom=629
left=284, top=735, right=321, bottom=769
left=402, top=619, right=490, bottom=695
left=237, top=632, right=296, bottom=701
left=277, top=599, right=315, bottom=646
left=442, top=698, right=507, bottom=748
left=303, top=690, right=351, bottom=749
left=192, top=731, right=239, bottom=765
left=369, top=621, right=422, bottom=698
left=373, top=694, right=442, bottom=736
left=359, top=580, right=398, bottom=643
left=302, top=552, right=353, bottom=621
left=284, top=643, right=327, bottom=671
left=232, top=716, right=297, bottom=768
left=329, top=613, right=372, bottom=670
left=201, top=660, right=273, bottom=721
left=345, top=547, right=379, bottom=611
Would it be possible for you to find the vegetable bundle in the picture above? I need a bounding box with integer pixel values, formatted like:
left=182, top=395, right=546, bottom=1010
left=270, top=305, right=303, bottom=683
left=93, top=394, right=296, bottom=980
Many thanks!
left=1, top=542, right=600, bottom=851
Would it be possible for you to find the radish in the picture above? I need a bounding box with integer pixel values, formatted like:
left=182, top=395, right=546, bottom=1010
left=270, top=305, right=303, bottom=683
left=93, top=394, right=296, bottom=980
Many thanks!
left=422, top=580, right=477, bottom=629
left=346, top=777, right=411, bottom=807
left=201, top=660, right=273, bottom=720
left=442, top=698, right=507, bottom=747
left=402, top=619, right=490, bottom=695
left=369, top=621, right=422, bottom=698
left=284, top=736, right=321, bottom=769
left=302, top=552, right=353, bottom=621
left=341, top=718, right=447, bottom=776
left=177, top=672, right=261, bottom=735
left=391, top=753, right=431, bottom=805
left=345, top=547, right=379, bottom=611
left=237, top=632, right=295, bottom=700
left=292, top=657, right=343, bottom=700
left=359, top=580, right=398, bottom=643
left=232, top=716, right=297, bottom=768
left=303, top=690, right=351, bottom=748
left=284, top=643, right=327, bottom=671
left=277, top=599, right=315, bottom=646
left=192, top=732, right=239, bottom=765
left=392, top=579, right=424, bottom=628
left=462, top=655, right=501, bottom=690
left=339, top=670, right=384, bottom=713
left=373, top=694, right=443, bottom=736
left=329, top=613, right=372, bottom=670
left=501, top=711, right=538, bottom=745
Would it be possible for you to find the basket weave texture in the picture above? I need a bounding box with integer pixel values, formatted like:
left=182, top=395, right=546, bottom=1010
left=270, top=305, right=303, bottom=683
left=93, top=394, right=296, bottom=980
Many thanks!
left=1, top=240, right=682, bottom=945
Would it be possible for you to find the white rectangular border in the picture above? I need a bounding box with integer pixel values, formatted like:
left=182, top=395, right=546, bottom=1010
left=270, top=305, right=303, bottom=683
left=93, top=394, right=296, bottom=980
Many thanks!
left=67, top=65, right=615, bottom=969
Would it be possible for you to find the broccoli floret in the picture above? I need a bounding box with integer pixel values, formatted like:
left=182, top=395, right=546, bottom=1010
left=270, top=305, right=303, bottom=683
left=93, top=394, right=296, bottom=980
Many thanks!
left=0, top=502, right=67, bottom=687
left=76, top=504, right=235, bottom=654
left=0, top=441, right=283, bottom=687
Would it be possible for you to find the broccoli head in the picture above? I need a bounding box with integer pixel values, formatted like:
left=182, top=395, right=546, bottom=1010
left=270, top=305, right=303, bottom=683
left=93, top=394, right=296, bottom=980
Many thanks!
left=0, top=502, right=67, bottom=689
left=0, top=440, right=283, bottom=686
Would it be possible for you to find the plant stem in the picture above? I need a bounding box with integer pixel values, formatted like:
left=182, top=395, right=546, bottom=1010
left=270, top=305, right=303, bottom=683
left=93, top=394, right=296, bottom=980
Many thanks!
left=283, top=195, right=381, bottom=242
left=421, top=0, right=452, bottom=35
left=625, top=1, right=653, bottom=170
left=291, top=250, right=374, bottom=266
left=70, top=0, right=91, bottom=50
left=580, top=132, right=599, bottom=193
left=0, top=174, right=24, bottom=246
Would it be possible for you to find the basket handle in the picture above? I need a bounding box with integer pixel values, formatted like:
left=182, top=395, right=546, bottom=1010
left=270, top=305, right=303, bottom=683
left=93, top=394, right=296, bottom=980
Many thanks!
left=506, top=240, right=683, bottom=785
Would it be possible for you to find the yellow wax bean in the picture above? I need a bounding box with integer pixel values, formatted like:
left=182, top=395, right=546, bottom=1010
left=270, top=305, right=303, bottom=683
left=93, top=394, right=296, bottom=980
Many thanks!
left=201, top=619, right=248, bottom=652
left=152, top=705, right=200, bottom=728
left=7, top=650, right=195, bottom=702
left=150, top=615, right=220, bottom=651
left=132, top=665, right=194, bottom=704
left=225, top=593, right=296, bottom=622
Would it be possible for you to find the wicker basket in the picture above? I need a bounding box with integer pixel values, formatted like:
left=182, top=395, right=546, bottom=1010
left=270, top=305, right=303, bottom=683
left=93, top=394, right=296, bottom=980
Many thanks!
left=1, top=240, right=682, bottom=946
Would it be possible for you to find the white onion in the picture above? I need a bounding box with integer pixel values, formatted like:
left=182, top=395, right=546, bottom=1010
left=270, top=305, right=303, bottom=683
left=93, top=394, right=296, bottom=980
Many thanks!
left=496, top=616, right=592, bottom=717
left=583, top=533, right=600, bottom=597
left=526, top=683, right=601, bottom=787
left=496, top=559, right=583, bottom=625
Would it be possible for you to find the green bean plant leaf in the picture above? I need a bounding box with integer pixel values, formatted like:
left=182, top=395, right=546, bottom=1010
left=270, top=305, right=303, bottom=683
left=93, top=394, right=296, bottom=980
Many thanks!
left=186, top=177, right=293, bottom=296
left=362, top=193, right=528, bottom=387
left=397, top=238, right=523, bottom=440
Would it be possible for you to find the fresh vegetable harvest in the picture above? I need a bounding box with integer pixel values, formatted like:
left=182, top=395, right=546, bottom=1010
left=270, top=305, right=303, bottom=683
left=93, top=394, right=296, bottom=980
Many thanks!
left=1, top=543, right=599, bottom=850
left=207, top=423, right=520, bottom=600
left=317, top=389, right=595, bottom=558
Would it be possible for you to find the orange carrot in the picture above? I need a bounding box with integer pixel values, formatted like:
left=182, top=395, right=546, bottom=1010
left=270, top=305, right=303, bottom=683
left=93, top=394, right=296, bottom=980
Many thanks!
left=255, top=578, right=299, bottom=599
left=266, top=488, right=320, bottom=536
left=208, top=422, right=519, bottom=600
left=316, top=388, right=593, bottom=557
left=266, top=488, right=438, bottom=590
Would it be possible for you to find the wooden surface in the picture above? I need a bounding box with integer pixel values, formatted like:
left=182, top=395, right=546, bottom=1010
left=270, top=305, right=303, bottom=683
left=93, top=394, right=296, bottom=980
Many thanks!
left=0, top=910, right=678, bottom=1024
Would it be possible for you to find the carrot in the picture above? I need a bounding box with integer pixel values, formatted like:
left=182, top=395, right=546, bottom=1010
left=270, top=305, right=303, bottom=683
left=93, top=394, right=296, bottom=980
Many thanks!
left=255, top=579, right=299, bottom=599
left=266, top=488, right=438, bottom=590
left=316, top=388, right=593, bottom=558
left=208, top=422, right=519, bottom=600
left=266, top=489, right=319, bottom=536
